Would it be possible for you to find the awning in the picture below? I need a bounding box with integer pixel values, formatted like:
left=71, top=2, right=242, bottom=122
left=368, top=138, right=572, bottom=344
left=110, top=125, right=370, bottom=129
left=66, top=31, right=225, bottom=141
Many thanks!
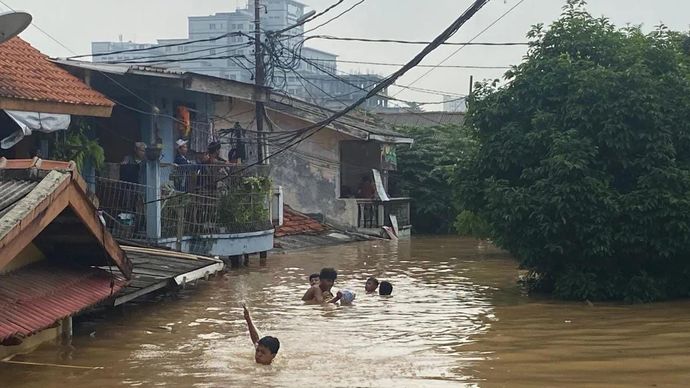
left=0, top=262, right=126, bottom=341
left=1, top=110, right=71, bottom=149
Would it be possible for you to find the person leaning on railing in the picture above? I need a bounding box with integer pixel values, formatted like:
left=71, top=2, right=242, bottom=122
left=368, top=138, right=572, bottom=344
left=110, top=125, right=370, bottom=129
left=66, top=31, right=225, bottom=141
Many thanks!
left=197, top=141, right=230, bottom=192
left=173, top=139, right=198, bottom=192
left=198, top=141, right=227, bottom=165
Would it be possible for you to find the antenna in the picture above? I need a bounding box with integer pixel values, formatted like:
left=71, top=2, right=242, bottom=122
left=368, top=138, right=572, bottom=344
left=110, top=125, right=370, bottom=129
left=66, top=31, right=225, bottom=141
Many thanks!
left=0, top=11, right=31, bottom=44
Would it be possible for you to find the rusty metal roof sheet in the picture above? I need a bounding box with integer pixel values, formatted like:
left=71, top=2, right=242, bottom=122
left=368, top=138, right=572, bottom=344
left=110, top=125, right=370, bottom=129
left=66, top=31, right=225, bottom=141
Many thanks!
left=0, top=262, right=126, bottom=341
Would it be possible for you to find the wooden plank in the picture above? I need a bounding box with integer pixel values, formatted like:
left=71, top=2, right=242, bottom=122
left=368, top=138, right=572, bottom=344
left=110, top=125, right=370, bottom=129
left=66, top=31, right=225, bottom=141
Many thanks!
left=66, top=183, right=132, bottom=278
left=135, top=265, right=202, bottom=276
left=131, top=274, right=165, bottom=282
left=173, top=262, right=224, bottom=286
left=131, top=255, right=205, bottom=268
left=0, top=97, right=113, bottom=117
left=121, top=246, right=207, bottom=261
left=131, top=267, right=179, bottom=278
left=114, top=280, right=170, bottom=306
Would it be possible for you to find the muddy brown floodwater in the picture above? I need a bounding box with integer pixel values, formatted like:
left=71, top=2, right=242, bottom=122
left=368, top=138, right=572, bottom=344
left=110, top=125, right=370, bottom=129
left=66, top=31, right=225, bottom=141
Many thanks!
left=2, top=237, right=690, bottom=387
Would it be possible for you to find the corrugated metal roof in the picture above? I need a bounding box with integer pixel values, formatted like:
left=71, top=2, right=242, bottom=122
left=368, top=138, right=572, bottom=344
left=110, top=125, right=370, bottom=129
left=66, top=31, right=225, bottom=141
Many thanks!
left=0, top=262, right=126, bottom=341
left=0, top=180, right=37, bottom=218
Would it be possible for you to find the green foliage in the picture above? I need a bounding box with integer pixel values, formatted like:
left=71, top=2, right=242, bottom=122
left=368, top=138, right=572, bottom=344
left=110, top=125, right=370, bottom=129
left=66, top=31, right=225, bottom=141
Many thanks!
left=393, top=124, right=477, bottom=234
left=454, top=210, right=491, bottom=238
left=217, top=176, right=271, bottom=231
left=51, top=119, right=105, bottom=172
left=456, top=0, right=690, bottom=302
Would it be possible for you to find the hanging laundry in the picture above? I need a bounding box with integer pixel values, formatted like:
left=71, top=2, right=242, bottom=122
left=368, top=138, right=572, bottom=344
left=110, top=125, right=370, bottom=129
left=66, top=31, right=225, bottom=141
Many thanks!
left=176, top=106, right=191, bottom=137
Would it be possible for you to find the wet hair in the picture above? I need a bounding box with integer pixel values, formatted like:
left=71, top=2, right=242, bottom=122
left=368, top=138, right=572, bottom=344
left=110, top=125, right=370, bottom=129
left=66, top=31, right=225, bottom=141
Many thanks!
left=367, top=277, right=379, bottom=286
left=320, top=267, right=337, bottom=281
left=258, top=336, right=280, bottom=354
left=379, top=281, right=393, bottom=296
left=309, top=273, right=319, bottom=282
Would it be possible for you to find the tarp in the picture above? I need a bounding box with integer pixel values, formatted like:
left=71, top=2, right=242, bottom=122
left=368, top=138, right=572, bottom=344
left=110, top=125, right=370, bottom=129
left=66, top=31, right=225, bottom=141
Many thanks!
left=1, top=110, right=70, bottom=149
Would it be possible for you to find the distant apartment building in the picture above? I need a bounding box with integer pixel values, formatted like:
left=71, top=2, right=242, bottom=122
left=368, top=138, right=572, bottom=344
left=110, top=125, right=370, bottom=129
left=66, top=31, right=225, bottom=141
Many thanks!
left=91, top=0, right=373, bottom=107
left=320, top=73, right=390, bottom=111
left=443, top=94, right=467, bottom=113
left=91, top=40, right=156, bottom=63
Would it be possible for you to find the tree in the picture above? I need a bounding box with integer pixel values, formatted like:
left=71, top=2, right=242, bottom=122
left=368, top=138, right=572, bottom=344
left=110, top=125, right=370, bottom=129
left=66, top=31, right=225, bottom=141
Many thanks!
left=392, top=124, right=476, bottom=234
left=456, top=0, right=690, bottom=302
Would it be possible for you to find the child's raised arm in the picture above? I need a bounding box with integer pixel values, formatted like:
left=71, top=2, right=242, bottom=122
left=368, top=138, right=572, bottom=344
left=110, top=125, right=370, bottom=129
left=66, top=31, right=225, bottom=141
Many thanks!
left=242, top=303, right=260, bottom=345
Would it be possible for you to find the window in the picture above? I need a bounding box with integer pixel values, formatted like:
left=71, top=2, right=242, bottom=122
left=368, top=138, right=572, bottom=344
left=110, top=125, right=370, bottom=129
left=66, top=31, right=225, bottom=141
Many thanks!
left=210, top=48, right=216, bottom=55
left=210, top=23, right=216, bottom=30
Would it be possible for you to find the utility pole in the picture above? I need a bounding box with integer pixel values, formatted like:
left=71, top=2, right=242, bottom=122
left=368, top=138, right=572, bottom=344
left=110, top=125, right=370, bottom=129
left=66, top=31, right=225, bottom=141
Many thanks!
left=254, top=0, right=268, bottom=165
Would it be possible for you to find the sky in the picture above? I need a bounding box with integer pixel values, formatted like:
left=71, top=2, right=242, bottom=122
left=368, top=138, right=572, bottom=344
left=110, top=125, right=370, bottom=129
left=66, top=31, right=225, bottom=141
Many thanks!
left=5, top=0, right=690, bottom=110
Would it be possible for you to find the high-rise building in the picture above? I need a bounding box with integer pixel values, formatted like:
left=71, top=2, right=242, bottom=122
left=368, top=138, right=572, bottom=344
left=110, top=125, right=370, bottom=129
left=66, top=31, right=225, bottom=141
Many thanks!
left=443, top=95, right=467, bottom=113
left=91, top=0, right=354, bottom=106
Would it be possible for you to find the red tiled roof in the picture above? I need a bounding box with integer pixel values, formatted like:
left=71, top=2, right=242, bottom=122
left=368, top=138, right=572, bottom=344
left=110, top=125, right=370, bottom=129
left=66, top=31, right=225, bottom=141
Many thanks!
left=0, top=37, right=113, bottom=108
left=275, top=206, right=326, bottom=237
left=0, top=262, right=126, bottom=341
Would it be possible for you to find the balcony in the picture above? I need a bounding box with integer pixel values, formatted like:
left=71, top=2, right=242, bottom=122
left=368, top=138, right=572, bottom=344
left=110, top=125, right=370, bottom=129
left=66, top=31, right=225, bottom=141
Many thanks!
left=95, top=163, right=274, bottom=256
left=356, top=197, right=411, bottom=237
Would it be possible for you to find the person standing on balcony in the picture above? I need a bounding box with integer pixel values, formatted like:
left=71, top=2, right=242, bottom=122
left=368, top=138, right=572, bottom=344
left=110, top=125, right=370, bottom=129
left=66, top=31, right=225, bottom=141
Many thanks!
left=199, top=141, right=228, bottom=165
left=174, top=139, right=193, bottom=165
left=173, top=139, right=196, bottom=192
left=197, top=141, right=229, bottom=192
left=357, top=175, right=377, bottom=199
left=120, top=142, right=146, bottom=184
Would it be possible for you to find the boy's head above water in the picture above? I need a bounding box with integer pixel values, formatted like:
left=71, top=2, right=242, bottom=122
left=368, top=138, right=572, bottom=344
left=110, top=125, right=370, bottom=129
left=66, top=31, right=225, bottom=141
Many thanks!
left=319, top=267, right=337, bottom=290
left=365, top=277, right=379, bottom=293
left=255, top=336, right=280, bottom=365
left=309, top=273, right=320, bottom=287
left=379, top=281, right=393, bottom=296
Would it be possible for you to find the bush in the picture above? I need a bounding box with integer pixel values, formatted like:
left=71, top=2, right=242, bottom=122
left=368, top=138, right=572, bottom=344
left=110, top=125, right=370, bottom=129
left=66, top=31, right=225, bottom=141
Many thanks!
left=456, top=0, right=690, bottom=302
left=217, top=176, right=271, bottom=232
left=392, top=124, right=476, bottom=234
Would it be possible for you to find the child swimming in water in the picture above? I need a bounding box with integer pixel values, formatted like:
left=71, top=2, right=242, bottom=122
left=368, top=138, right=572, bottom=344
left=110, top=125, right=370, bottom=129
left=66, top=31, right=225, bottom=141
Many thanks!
left=365, top=277, right=379, bottom=294
left=308, top=273, right=319, bottom=287
left=379, top=281, right=393, bottom=296
left=302, top=267, right=337, bottom=304
left=242, top=303, right=280, bottom=365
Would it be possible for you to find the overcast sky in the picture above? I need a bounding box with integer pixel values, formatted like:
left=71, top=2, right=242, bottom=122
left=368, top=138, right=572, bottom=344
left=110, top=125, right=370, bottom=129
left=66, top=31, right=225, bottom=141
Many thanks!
left=6, top=0, right=690, bottom=109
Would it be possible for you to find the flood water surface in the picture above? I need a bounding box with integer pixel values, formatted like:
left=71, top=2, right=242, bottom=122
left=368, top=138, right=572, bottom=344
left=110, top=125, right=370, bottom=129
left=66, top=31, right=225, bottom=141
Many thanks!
left=2, top=237, right=690, bottom=387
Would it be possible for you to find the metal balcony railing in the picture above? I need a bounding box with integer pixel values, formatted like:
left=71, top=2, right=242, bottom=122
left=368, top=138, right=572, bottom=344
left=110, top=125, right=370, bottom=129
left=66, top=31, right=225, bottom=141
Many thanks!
left=95, top=164, right=273, bottom=242
left=356, top=198, right=411, bottom=229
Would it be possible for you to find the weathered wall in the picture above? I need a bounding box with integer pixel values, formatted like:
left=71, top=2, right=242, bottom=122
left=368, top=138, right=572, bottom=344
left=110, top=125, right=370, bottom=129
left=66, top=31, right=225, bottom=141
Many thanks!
left=215, top=99, right=360, bottom=227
